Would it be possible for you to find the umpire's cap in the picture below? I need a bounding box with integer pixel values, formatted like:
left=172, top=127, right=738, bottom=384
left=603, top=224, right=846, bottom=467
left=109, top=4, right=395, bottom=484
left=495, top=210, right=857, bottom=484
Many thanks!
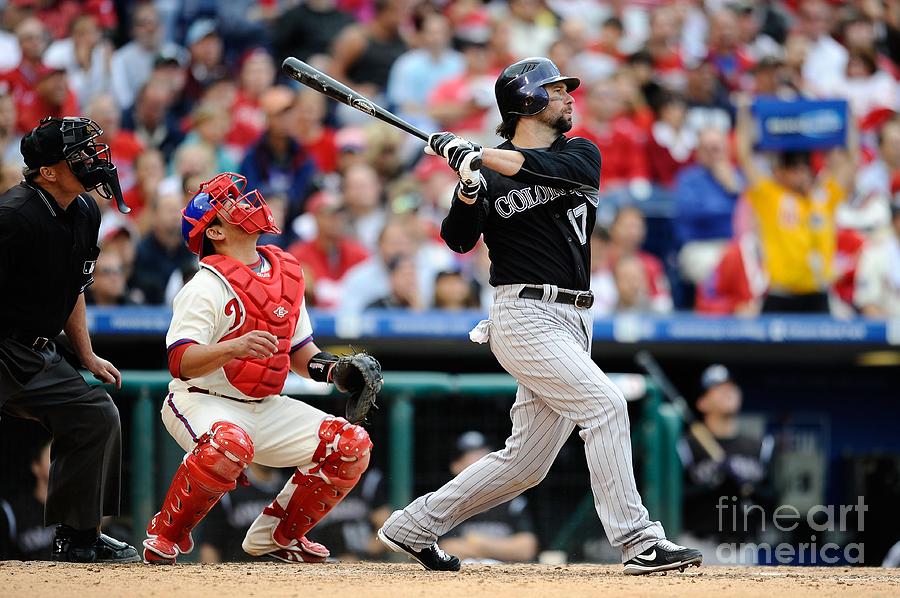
left=495, top=57, right=580, bottom=122
left=20, top=117, right=74, bottom=170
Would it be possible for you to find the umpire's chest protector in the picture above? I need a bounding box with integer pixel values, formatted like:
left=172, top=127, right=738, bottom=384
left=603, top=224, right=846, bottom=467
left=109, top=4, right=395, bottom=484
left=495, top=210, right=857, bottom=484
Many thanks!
left=202, top=245, right=304, bottom=398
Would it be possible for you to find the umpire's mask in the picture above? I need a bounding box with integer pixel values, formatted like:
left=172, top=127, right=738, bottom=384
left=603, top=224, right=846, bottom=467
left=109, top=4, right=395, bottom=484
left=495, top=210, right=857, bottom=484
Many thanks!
left=21, top=116, right=130, bottom=214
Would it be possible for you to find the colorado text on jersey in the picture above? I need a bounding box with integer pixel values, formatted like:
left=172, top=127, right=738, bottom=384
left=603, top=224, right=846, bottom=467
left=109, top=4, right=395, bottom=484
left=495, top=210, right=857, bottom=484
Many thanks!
left=494, top=185, right=598, bottom=218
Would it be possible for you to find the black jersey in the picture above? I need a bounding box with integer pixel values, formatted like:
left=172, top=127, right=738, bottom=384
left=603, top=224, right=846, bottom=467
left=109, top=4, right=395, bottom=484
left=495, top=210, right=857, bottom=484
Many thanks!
left=440, top=135, right=601, bottom=291
left=0, top=182, right=101, bottom=338
left=679, top=432, right=775, bottom=542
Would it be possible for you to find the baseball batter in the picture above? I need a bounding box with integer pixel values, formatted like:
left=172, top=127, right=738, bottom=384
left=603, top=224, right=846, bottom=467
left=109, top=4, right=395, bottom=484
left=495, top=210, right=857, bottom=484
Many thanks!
left=142, top=172, right=381, bottom=565
left=377, top=58, right=702, bottom=575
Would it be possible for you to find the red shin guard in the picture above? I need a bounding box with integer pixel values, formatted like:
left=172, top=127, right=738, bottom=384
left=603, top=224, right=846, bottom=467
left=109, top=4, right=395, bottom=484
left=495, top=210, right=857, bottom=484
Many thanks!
left=144, top=422, right=254, bottom=563
left=264, top=417, right=371, bottom=549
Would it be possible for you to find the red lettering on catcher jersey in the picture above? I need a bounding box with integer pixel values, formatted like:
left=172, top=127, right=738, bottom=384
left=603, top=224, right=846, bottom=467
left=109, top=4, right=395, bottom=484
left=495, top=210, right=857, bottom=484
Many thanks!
left=224, top=298, right=241, bottom=332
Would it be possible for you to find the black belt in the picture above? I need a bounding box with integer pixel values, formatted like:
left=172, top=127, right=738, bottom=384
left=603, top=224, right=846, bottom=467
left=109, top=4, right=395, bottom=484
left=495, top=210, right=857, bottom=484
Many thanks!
left=518, top=286, right=594, bottom=309
left=4, top=334, right=52, bottom=351
left=187, top=386, right=262, bottom=403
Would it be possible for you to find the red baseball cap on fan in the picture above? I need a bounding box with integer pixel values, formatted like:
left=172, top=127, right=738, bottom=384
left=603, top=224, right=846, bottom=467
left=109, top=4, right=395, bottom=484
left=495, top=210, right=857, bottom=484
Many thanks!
left=305, top=191, right=343, bottom=214
left=35, top=64, right=66, bottom=82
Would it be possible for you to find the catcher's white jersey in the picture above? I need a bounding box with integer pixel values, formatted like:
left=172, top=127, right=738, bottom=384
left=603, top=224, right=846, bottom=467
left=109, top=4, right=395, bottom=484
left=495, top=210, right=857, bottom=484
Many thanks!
left=165, top=261, right=313, bottom=402
left=161, top=256, right=328, bottom=467
left=159, top=253, right=337, bottom=559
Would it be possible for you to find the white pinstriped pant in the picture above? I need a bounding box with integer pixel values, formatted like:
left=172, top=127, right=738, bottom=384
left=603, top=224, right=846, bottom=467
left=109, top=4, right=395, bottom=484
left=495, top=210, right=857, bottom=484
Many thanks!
left=382, top=284, right=666, bottom=561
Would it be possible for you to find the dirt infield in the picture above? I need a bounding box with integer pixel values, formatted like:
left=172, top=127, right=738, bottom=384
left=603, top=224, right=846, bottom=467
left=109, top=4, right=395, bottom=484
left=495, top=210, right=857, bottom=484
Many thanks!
left=3, top=561, right=899, bottom=598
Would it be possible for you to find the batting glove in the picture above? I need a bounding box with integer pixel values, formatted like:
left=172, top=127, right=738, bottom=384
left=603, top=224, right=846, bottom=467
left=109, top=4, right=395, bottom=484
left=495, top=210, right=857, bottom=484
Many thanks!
left=426, top=131, right=474, bottom=159
left=448, top=144, right=483, bottom=189
left=456, top=173, right=485, bottom=205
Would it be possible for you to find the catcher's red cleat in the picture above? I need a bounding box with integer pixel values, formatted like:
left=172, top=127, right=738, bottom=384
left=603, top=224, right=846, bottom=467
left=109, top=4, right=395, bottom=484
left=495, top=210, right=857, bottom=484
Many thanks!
left=142, top=535, right=179, bottom=565
left=265, top=536, right=330, bottom=563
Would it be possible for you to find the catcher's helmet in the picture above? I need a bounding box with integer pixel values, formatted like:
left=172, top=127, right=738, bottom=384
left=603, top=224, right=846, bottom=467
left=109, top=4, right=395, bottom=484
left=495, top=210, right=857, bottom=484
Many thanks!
left=495, top=57, right=580, bottom=122
left=181, top=172, right=281, bottom=256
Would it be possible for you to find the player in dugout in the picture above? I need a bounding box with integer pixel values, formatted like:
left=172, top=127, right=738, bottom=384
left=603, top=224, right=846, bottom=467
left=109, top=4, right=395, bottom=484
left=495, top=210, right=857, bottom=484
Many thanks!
left=142, top=171, right=382, bottom=565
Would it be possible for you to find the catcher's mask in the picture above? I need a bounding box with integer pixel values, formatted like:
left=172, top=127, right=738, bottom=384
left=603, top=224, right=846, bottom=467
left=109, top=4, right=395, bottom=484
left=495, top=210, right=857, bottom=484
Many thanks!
left=21, top=116, right=130, bottom=214
left=181, top=172, right=281, bottom=256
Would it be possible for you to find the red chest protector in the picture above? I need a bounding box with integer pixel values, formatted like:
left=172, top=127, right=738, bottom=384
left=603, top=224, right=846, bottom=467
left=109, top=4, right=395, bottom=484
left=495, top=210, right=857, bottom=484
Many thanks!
left=202, top=246, right=305, bottom=398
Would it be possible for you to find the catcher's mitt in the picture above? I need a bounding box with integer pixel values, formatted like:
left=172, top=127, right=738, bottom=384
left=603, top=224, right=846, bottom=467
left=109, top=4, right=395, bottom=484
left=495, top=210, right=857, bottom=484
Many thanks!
left=331, top=353, right=383, bottom=424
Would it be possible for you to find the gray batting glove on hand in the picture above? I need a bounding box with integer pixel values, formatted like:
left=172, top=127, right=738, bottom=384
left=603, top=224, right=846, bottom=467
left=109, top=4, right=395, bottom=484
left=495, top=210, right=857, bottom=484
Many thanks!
left=426, top=131, right=474, bottom=159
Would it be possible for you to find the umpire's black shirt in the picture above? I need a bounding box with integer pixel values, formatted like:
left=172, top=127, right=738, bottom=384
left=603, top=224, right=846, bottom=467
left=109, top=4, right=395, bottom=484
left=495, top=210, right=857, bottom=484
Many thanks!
left=0, top=182, right=101, bottom=339
left=441, top=135, right=600, bottom=291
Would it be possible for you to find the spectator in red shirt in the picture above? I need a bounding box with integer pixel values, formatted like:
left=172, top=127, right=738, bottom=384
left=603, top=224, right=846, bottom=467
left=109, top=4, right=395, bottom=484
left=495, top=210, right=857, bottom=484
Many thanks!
left=569, top=16, right=624, bottom=84
left=2, top=17, right=49, bottom=131
left=647, top=91, right=696, bottom=187
left=608, top=205, right=673, bottom=312
left=428, top=34, right=497, bottom=146
left=705, top=8, right=756, bottom=92
left=85, top=93, right=144, bottom=193
left=642, top=7, right=685, bottom=90
left=613, top=67, right=655, bottom=133
left=570, top=78, right=649, bottom=192
left=15, top=65, right=79, bottom=132
left=488, top=18, right=517, bottom=73
left=288, top=191, right=369, bottom=309
left=122, top=148, right=165, bottom=221
left=695, top=233, right=767, bottom=316
left=0, top=85, right=22, bottom=166
left=33, top=0, right=114, bottom=42
left=293, top=88, right=337, bottom=174
left=226, top=48, right=275, bottom=152
left=833, top=228, right=866, bottom=315
left=590, top=16, right=626, bottom=62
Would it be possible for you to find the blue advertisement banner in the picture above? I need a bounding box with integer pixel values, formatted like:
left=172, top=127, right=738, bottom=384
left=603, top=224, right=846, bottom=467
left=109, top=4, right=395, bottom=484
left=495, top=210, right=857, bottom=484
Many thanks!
left=752, top=99, right=849, bottom=151
left=84, top=306, right=898, bottom=345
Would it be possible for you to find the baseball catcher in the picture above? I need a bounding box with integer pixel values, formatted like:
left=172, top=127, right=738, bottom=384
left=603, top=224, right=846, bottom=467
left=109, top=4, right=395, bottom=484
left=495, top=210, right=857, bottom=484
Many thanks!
left=142, top=172, right=382, bottom=565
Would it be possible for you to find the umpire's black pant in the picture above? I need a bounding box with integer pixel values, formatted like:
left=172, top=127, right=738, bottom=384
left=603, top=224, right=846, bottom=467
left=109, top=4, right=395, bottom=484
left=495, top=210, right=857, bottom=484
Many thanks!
left=0, top=338, right=122, bottom=530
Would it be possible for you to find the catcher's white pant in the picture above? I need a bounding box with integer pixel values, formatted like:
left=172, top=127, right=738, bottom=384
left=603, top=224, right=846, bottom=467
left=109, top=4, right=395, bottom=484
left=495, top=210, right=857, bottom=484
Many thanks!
left=161, top=390, right=328, bottom=555
left=382, top=284, right=666, bottom=562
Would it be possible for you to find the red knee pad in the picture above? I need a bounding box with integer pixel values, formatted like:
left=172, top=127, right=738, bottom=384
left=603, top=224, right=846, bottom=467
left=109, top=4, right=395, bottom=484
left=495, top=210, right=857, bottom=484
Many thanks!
left=267, top=417, right=371, bottom=548
left=191, top=421, right=255, bottom=483
left=145, top=422, right=253, bottom=560
left=312, top=417, right=372, bottom=489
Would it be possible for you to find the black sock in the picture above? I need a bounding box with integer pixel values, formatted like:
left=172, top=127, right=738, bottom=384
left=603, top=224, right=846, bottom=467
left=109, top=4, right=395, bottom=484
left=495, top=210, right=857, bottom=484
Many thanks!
left=56, top=525, right=99, bottom=546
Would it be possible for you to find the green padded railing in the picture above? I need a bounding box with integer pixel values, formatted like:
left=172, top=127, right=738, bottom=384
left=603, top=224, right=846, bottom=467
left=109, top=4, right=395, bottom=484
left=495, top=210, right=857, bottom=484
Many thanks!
left=86, top=370, right=683, bottom=552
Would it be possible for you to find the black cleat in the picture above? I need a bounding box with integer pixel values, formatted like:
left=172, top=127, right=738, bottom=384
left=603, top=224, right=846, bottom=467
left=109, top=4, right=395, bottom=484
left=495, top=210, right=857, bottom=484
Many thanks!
left=623, top=539, right=702, bottom=575
left=52, top=530, right=141, bottom=563
left=377, top=527, right=460, bottom=571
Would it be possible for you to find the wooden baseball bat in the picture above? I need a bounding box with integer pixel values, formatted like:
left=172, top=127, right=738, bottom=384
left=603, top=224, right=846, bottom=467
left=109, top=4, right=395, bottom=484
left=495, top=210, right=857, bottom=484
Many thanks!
left=281, top=57, right=482, bottom=170
left=282, top=57, right=429, bottom=141
left=635, top=350, right=726, bottom=463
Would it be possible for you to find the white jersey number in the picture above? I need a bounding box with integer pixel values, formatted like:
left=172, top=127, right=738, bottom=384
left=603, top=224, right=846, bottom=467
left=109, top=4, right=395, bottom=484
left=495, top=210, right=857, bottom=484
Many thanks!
left=567, top=203, right=588, bottom=245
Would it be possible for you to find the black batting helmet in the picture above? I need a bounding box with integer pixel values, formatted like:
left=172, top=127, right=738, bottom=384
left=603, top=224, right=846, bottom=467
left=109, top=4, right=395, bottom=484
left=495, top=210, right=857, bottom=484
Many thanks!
left=495, top=57, right=580, bottom=122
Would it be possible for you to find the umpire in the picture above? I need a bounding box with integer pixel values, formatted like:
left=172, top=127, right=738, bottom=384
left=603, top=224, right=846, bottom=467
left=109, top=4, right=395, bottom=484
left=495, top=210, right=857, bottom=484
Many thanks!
left=0, top=116, right=138, bottom=562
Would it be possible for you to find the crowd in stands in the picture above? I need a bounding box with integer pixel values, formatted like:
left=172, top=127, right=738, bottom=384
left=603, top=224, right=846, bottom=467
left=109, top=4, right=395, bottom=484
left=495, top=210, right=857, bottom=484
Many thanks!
left=1, top=0, right=899, bottom=318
